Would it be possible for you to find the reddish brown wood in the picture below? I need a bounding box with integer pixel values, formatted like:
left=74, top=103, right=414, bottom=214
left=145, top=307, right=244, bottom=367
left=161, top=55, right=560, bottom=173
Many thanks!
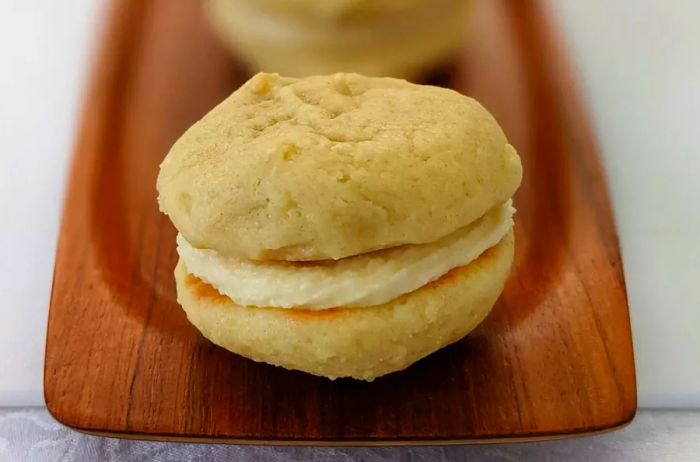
left=44, top=0, right=636, bottom=444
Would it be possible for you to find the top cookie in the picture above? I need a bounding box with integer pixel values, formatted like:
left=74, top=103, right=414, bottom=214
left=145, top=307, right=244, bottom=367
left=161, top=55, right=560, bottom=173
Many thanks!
left=157, top=73, right=522, bottom=261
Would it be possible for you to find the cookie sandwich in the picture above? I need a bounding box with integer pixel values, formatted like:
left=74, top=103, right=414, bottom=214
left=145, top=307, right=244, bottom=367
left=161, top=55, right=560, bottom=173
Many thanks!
left=157, top=72, right=522, bottom=380
left=205, top=0, right=472, bottom=79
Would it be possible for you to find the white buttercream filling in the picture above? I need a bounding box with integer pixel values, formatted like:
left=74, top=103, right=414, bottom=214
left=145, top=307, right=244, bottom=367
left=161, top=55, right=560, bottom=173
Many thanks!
left=177, top=201, right=514, bottom=309
left=223, top=0, right=466, bottom=44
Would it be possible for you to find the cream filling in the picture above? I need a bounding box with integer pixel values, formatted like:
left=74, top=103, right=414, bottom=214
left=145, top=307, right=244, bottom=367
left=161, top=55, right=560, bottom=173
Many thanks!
left=177, top=201, right=514, bottom=309
left=219, top=0, right=466, bottom=45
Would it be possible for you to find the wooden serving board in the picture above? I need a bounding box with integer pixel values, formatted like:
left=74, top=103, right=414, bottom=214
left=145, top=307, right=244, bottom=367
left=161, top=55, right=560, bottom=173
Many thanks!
left=44, top=0, right=636, bottom=445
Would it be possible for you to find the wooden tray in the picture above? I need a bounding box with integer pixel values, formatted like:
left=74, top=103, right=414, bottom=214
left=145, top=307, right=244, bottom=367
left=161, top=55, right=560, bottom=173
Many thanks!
left=44, top=0, right=636, bottom=445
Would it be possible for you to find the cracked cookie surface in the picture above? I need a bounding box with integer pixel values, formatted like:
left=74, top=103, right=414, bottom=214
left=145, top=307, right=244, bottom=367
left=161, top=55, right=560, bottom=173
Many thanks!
left=157, top=73, right=522, bottom=261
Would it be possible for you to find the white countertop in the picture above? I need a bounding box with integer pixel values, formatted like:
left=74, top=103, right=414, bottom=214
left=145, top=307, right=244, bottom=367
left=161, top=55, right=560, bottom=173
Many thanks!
left=2, top=408, right=699, bottom=461
left=0, top=0, right=698, bottom=408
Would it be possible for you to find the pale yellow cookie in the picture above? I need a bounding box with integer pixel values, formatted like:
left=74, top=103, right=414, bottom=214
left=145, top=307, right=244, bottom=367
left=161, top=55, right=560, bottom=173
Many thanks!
left=175, top=231, right=514, bottom=381
left=237, top=0, right=430, bottom=21
left=157, top=73, right=522, bottom=261
left=204, top=0, right=472, bottom=78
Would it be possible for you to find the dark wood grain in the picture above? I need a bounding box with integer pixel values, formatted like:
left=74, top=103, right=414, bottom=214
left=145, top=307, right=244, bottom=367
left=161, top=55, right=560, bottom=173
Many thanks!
left=44, top=0, right=636, bottom=444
